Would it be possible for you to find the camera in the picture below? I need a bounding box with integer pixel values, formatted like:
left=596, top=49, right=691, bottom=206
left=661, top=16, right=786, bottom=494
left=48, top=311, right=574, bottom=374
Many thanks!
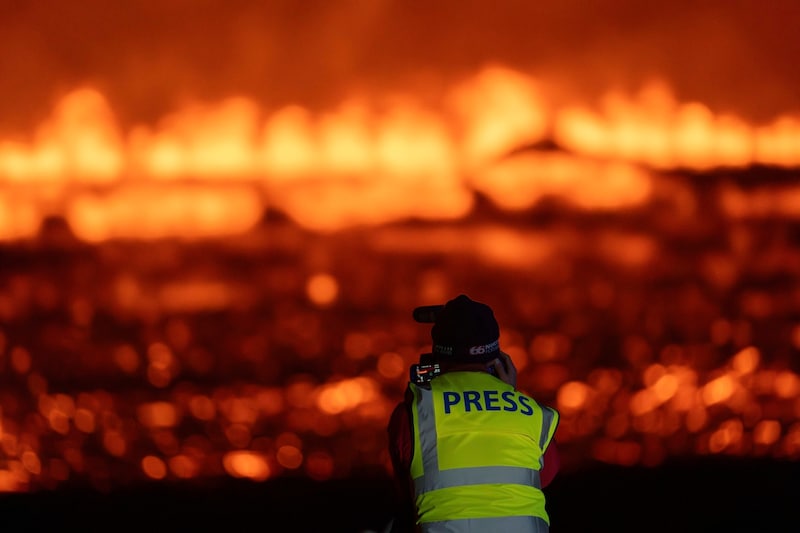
left=410, top=361, right=441, bottom=384
left=410, top=307, right=444, bottom=383
left=412, top=304, right=444, bottom=324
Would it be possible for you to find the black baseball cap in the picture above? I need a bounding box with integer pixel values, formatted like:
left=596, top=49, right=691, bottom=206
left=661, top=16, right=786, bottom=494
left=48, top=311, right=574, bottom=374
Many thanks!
left=418, top=294, right=501, bottom=363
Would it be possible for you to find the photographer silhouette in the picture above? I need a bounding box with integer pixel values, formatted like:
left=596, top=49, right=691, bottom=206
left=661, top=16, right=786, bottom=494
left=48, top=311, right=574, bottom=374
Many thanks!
left=387, top=294, right=560, bottom=533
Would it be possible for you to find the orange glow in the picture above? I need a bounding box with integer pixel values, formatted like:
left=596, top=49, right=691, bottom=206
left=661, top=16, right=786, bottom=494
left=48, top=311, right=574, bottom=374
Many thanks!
left=275, top=432, right=302, bottom=448
left=591, top=438, right=642, bottom=466
left=773, top=371, right=800, bottom=399
left=670, top=382, right=699, bottom=412
left=373, top=100, right=456, bottom=178
left=504, top=346, right=529, bottom=372
left=557, top=381, right=592, bottom=413
left=286, top=379, right=316, bottom=408
left=255, top=389, right=284, bottom=417
left=448, top=65, right=549, bottom=168
left=652, top=374, right=679, bottom=403
left=754, top=117, right=800, bottom=166
left=344, top=332, right=372, bottom=359
left=702, top=374, right=735, bottom=405
left=168, top=455, right=199, bottom=479
left=147, top=342, right=176, bottom=388
left=0, top=193, right=40, bottom=240
left=753, top=420, right=781, bottom=446
left=223, top=451, right=271, bottom=481
left=685, top=405, right=708, bottom=433
left=316, top=377, right=378, bottom=415
left=595, top=232, right=657, bottom=268
left=708, top=419, right=744, bottom=453
left=152, top=430, right=180, bottom=456
left=148, top=343, right=174, bottom=369
left=377, top=352, right=405, bottom=379
left=165, top=319, right=192, bottom=351
left=37, top=394, right=55, bottom=418
left=62, top=448, right=84, bottom=474
left=259, top=105, right=316, bottom=176
left=73, top=408, right=96, bottom=433
left=472, top=153, right=652, bottom=212
left=147, top=365, right=172, bottom=388
left=113, top=345, right=141, bottom=374
left=0, top=470, right=22, bottom=492
left=5, top=461, right=29, bottom=487
left=224, top=424, right=252, bottom=448
left=137, top=402, right=179, bottom=428
left=731, top=346, right=760, bottom=374
left=750, top=370, right=781, bottom=396
left=67, top=184, right=263, bottom=242
left=315, top=102, right=374, bottom=175
left=554, top=81, right=800, bottom=169
left=1, top=66, right=799, bottom=242
left=530, top=363, right=569, bottom=393
left=305, top=451, right=335, bottom=481
left=629, top=389, right=658, bottom=416
left=47, top=410, right=70, bottom=435
left=276, top=445, right=303, bottom=469
left=473, top=227, right=555, bottom=269
left=529, top=333, right=571, bottom=362
left=306, top=273, right=340, bottom=307
left=103, top=431, right=127, bottom=457
left=785, top=424, right=800, bottom=456
left=189, top=395, right=216, bottom=421
left=2, top=58, right=800, bottom=491
left=27, top=374, right=47, bottom=396
left=643, top=364, right=667, bottom=387
left=0, top=88, right=122, bottom=183
left=721, top=183, right=800, bottom=221
left=10, top=347, right=31, bottom=374
left=20, top=451, right=41, bottom=475
left=219, top=397, right=259, bottom=425
left=141, top=455, right=167, bottom=480
left=132, top=97, right=261, bottom=178
left=605, top=413, right=629, bottom=439
left=159, top=281, right=234, bottom=313
left=587, top=369, right=623, bottom=395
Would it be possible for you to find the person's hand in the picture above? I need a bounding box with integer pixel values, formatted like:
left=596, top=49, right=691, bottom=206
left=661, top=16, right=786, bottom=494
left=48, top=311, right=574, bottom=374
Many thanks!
left=489, top=351, right=517, bottom=388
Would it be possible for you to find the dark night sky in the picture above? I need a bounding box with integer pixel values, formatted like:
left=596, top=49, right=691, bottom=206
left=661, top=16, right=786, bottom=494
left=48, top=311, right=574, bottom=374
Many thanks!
left=1, top=0, right=799, bottom=132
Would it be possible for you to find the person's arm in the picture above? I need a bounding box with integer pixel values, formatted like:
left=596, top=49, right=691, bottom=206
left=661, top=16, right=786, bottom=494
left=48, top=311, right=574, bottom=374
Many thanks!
left=387, top=392, right=418, bottom=533
left=540, top=439, right=560, bottom=488
left=489, top=351, right=518, bottom=388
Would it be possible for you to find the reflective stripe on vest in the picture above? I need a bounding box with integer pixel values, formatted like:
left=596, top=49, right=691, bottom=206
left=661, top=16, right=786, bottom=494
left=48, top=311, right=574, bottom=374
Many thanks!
left=421, top=516, right=550, bottom=533
left=409, top=372, right=559, bottom=532
left=415, top=465, right=541, bottom=495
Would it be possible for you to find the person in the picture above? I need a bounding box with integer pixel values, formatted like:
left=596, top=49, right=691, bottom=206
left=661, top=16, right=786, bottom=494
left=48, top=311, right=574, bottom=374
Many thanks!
left=387, top=294, right=561, bottom=533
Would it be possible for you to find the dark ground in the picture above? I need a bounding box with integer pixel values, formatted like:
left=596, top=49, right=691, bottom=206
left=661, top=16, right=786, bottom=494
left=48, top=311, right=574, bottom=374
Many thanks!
left=0, top=457, right=797, bottom=533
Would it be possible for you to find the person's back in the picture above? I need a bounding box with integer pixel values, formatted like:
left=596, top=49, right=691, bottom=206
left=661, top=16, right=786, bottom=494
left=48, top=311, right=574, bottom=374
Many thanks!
left=387, top=294, right=560, bottom=533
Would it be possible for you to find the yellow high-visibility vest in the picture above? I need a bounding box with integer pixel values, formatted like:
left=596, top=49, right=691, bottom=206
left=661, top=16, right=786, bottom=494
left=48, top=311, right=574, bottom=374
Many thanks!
left=409, top=371, right=559, bottom=532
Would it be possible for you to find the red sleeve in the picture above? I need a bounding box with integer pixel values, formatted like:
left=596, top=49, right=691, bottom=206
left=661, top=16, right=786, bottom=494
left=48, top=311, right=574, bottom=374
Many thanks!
left=388, top=399, right=412, bottom=477
left=540, top=439, right=560, bottom=488
left=387, top=390, right=418, bottom=533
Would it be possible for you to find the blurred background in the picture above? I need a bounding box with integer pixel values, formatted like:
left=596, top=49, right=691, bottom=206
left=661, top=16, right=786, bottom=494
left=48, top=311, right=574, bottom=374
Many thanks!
left=1, top=1, right=799, bottom=531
